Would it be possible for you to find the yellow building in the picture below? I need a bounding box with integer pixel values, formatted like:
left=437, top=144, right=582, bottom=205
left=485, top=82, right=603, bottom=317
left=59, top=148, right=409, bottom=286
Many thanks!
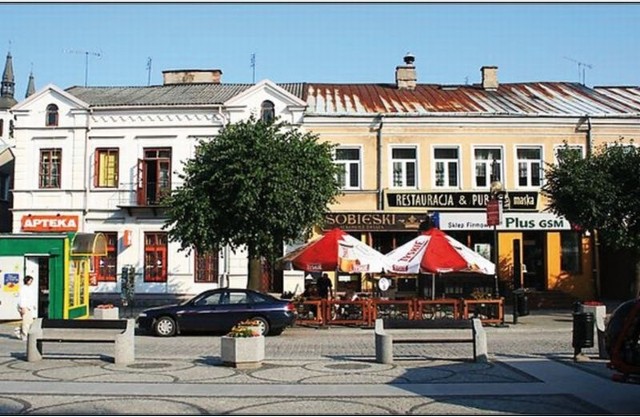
left=300, top=54, right=640, bottom=303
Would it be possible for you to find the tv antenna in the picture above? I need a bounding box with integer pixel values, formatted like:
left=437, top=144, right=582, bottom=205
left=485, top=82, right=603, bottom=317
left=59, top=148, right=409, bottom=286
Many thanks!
left=563, top=56, right=593, bottom=85
left=250, top=53, right=256, bottom=84
left=146, top=57, right=152, bottom=86
left=64, top=49, right=102, bottom=87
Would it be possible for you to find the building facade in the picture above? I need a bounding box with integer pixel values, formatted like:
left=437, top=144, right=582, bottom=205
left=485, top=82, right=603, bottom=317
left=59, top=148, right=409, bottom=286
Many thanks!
left=8, top=55, right=640, bottom=305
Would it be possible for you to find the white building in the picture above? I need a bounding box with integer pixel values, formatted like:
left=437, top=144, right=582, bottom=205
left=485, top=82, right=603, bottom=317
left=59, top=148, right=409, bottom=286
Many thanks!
left=11, top=70, right=306, bottom=305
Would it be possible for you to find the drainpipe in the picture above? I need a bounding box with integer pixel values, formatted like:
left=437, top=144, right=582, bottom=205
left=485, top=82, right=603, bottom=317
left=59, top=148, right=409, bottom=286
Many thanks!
left=376, top=115, right=384, bottom=211
left=586, top=116, right=592, bottom=158
left=83, top=108, right=93, bottom=224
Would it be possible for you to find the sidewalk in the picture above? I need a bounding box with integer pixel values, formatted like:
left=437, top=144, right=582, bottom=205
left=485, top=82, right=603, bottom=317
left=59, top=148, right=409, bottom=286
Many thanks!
left=0, top=310, right=637, bottom=415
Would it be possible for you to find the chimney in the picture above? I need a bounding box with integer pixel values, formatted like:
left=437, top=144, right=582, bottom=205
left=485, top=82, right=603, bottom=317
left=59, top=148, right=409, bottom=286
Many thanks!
left=481, top=66, right=498, bottom=90
left=395, top=53, right=417, bottom=90
left=162, top=69, right=223, bottom=85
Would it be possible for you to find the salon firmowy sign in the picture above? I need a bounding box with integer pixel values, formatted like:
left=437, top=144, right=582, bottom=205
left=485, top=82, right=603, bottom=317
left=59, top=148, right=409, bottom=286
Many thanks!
left=439, top=212, right=570, bottom=231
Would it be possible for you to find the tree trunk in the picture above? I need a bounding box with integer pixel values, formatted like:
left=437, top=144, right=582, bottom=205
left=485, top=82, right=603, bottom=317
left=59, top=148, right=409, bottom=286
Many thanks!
left=635, top=258, right=640, bottom=299
left=247, top=246, right=262, bottom=291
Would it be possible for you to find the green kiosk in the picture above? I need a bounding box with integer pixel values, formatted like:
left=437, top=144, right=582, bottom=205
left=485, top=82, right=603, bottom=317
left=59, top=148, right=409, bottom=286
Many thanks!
left=0, top=233, right=107, bottom=320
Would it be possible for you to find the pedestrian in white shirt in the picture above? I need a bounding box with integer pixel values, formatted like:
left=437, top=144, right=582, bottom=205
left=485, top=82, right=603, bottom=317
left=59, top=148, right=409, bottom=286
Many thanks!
left=16, top=275, right=37, bottom=341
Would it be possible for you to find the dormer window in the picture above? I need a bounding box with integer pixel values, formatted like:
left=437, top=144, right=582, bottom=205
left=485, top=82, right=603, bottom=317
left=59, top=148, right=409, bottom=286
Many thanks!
left=46, top=104, right=59, bottom=127
left=260, top=100, right=275, bottom=123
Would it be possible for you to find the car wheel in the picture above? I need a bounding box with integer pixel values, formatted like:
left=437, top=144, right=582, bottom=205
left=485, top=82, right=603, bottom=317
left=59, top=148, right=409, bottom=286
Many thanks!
left=154, top=316, right=177, bottom=337
left=250, top=316, right=270, bottom=336
left=268, top=327, right=285, bottom=336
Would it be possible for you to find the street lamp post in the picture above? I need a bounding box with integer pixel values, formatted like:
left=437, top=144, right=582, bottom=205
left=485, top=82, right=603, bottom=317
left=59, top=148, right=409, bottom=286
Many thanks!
left=487, top=159, right=506, bottom=299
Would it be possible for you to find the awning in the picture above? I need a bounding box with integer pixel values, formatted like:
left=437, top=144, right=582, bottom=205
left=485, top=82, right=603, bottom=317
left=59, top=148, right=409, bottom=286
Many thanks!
left=70, top=232, right=107, bottom=257
left=0, top=145, right=14, bottom=166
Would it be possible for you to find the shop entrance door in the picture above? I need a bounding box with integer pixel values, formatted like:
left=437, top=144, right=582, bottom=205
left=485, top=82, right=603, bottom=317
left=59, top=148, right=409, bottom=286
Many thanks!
left=522, top=232, right=546, bottom=290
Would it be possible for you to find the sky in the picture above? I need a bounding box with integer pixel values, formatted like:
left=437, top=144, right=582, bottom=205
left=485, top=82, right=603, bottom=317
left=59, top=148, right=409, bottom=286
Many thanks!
left=0, top=2, right=639, bottom=97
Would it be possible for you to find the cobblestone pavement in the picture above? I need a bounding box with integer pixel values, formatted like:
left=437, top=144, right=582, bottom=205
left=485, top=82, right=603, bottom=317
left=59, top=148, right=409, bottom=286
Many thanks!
left=0, top=309, right=638, bottom=415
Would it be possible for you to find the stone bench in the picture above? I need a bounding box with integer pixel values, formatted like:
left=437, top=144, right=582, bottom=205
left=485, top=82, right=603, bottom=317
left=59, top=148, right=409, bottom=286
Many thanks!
left=374, top=318, right=488, bottom=364
left=27, top=318, right=135, bottom=365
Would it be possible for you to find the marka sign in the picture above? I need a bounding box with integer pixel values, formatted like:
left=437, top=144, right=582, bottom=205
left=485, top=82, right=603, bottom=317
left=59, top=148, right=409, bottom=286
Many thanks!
left=21, top=215, right=80, bottom=232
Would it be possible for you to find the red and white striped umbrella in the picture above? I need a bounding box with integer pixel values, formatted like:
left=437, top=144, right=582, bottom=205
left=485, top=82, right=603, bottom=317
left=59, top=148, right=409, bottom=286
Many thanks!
left=385, top=228, right=495, bottom=275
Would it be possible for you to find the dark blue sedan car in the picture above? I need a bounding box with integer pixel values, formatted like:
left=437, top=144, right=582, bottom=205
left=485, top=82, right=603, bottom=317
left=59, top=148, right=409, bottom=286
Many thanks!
left=137, top=288, right=296, bottom=337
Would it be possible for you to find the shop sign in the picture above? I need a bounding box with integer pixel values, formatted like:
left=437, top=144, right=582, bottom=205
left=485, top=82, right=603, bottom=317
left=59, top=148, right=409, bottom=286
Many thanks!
left=21, top=215, right=79, bottom=232
left=324, top=212, right=427, bottom=231
left=385, top=191, right=538, bottom=211
left=439, top=212, right=571, bottom=231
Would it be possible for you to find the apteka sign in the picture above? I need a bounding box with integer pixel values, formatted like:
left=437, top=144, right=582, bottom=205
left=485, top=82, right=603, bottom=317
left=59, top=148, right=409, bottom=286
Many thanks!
left=21, top=215, right=79, bottom=232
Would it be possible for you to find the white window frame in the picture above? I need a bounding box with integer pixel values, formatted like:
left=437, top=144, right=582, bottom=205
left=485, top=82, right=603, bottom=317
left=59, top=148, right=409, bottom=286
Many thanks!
left=389, top=145, right=418, bottom=189
left=432, top=145, right=460, bottom=189
left=515, top=145, right=543, bottom=189
left=334, top=146, right=362, bottom=190
left=472, top=146, right=503, bottom=189
left=553, top=144, right=585, bottom=164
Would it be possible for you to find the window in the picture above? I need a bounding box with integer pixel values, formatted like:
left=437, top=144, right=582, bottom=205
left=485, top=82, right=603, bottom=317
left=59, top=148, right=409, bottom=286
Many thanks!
left=474, top=148, right=502, bottom=188
left=94, top=232, right=117, bottom=282
left=144, top=232, right=167, bottom=282
left=391, top=147, right=417, bottom=188
left=46, top=104, right=59, bottom=127
left=434, top=147, right=459, bottom=188
left=516, top=147, right=542, bottom=187
left=0, top=173, right=9, bottom=201
left=335, top=148, right=361, bottom=189
left=561, top=231, right=581, bottom=273
left=554, top=144, right=584, bottom=163
left=8, top=120, right=13, bottom=138
left=138, top=148, right=171, bottom=205
left=39, top=148, right=62, bottom=189
left=260, top=100, right=275, bottom=123
left=94, top=148, right=119, bottom=188
left=194, top=249, right=219, bottom=283
left=0, top=119, right=3, bottom=136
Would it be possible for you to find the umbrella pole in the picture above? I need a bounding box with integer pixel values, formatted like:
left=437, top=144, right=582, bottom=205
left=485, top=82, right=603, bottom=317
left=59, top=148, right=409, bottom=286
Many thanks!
left=432, top=274, right=436, bottom=300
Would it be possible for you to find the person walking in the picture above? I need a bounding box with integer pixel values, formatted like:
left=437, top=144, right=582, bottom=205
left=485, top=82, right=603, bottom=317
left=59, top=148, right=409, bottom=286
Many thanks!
left=15, top=275, right=37, bottom=341
left=317, top=273, right=333, bottom=300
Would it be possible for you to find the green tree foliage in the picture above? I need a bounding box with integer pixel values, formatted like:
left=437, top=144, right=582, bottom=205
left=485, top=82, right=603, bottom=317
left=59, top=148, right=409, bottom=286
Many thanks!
left=542, top=140, right=640, bottom=295
left=163, top=116, right=341, bottom=290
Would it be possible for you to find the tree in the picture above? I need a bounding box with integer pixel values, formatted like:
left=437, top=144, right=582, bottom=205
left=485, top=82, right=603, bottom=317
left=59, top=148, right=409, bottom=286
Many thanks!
left=542, top=140, right=640, bottom=297
left=163, top=116, right=341, bottom=290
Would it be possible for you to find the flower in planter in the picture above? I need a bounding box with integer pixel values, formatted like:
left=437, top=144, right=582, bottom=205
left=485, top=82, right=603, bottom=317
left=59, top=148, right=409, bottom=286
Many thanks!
left=237, top=319, right=261, bottom=327
left=96, top=304, right=115, bottom=309
left=226, top=325, right=261, bottom=338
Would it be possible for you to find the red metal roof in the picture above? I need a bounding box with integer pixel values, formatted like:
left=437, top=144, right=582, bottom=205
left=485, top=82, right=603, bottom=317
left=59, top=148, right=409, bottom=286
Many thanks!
left=305, top=82, right=640, bottom=116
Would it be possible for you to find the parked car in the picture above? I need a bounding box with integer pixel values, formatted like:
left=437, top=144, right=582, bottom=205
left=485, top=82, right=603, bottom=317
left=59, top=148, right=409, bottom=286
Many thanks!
left=137, top=288, right=296, bottom=337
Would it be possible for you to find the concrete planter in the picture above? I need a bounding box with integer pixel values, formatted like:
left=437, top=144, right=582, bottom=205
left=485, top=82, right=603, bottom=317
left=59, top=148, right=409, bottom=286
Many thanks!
left=94, top=307, right=119, bottom=320
left=220, top=335, right=265, bottom=369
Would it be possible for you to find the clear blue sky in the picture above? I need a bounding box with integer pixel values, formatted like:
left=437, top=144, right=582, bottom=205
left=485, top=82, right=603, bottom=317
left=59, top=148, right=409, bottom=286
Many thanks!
left=1, top=3, right=639, bottom=96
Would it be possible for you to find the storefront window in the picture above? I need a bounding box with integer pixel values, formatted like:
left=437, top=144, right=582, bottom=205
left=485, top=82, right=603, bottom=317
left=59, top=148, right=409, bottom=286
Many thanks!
left=561, top=231, right=581, bottom=273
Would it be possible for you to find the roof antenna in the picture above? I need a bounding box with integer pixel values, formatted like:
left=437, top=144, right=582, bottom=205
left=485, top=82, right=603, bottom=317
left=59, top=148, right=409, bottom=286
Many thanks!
left=64, top=49, right=102, bottom=87
left=146, top=57, right=152, bottom=86
left=563, top=56, right=593, bottom=86
left=250, top=53, right=256, bottom=84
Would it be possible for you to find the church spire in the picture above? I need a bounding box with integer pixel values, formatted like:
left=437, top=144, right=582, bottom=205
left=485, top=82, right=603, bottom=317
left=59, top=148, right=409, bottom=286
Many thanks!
left=25, top=70, right=35, bottom=98
left=0, top=51, right=17, bottom=109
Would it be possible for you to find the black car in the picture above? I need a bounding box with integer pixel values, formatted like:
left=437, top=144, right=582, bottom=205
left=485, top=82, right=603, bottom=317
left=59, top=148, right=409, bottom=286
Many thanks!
left=137, top=288, right=296, bottom=337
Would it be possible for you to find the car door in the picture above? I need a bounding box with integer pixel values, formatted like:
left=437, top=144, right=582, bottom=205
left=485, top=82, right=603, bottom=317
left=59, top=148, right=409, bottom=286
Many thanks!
left=177, top=290, right=226, bottom=332
left=219, top=290, right=254, bottom=329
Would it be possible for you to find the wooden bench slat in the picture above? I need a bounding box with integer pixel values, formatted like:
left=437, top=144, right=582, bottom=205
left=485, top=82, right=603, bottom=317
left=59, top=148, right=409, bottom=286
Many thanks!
left=42, top=319, right=127, bottom=330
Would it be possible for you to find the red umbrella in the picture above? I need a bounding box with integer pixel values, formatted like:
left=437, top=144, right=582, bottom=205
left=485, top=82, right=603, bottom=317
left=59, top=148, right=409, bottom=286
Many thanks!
left=385, top=228, right=495, bottom=275
left=280, top=228, right=391, bottom=273
left=384, top=228, right=495, bottom=299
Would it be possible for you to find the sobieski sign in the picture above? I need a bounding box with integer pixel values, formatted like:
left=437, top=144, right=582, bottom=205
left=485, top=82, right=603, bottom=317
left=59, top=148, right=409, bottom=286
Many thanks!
left=439, top=212, right=571, bottom=231
left=386, top=191, right=538, bottom=211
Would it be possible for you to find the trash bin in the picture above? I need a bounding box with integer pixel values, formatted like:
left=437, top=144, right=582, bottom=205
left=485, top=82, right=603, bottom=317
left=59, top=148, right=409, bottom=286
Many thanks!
left=516, top=293, right=529, bottom=317
left=572, top=312, right=595, bottom=349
